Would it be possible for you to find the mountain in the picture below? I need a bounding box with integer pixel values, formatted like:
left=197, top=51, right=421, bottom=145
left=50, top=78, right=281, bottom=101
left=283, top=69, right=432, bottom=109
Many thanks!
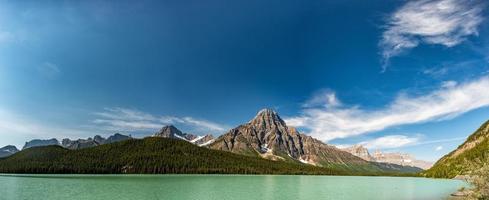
left=343, top=145, right=374, bottom=161
left=209, top=109, right=421, bottom=173
left=62, top=138, right=99, bottom=150
left=22, top=139, right=60, bottom=150
left=154, top=125, right=197, bottom=140
left=0, top=137, right=349, bottom=175
left=61, top=133, right=132, bottom=150
left=424, top=120, right=489, bottom=178
left=371, top=150, right=433, bottom=170
left=154, top=125, right=214, bottom=146
left=190, top=134, right=215, bottom=146
left=342, top=145, right=433, bottom=170
left=0, top=145, right=19, bottom=158
left=105, top=133, right=132, bottom=144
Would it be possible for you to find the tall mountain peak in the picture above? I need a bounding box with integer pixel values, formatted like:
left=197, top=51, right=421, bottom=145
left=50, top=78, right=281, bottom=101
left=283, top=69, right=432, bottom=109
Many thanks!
left=155, top=125, right=184, bottom=138
left=250, top=108, right=287, bottom=130
left=210, top=109, right=370, bottom=167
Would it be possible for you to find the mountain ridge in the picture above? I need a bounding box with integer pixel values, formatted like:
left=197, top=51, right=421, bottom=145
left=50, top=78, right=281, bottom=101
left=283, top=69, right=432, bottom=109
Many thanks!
left=423, top=120, right=489, bottom=178
left=61, top=133, right=132, bottom=150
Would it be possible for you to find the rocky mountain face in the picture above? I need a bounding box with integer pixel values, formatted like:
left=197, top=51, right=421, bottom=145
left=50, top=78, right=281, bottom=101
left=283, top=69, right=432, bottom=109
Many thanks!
left=342, top=145, right=433, bottom=170
left=62, top=133, right=132, bottom=150
left=343, top=145, right=374, bottom=161
left=424, top=120, right=489, bottom=178
left=209, top=109, right=372, bottom=167
left=0, top=145, right=19, bottom=158
left=371, top=150, right=433, bottom=170
left=154, top=125, right=195, bottom=140
left=62, top=138, right=99, bottom=150
left=105, top=133, right=132, bottom=144
left=22, top=139, right=60, bottom=150
left=191, top=134, right=215, bottom=146
left=154, top=125, right=214, bottom=146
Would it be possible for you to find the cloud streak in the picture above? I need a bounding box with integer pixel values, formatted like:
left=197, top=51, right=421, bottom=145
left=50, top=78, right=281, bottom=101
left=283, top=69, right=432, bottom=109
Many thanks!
left=37, top=62, right=61, bottom=79
left=93, top=107, right=227, bottom=133
left=286, top=76, right=489, bottom=142
left=380, top=0, right=484, bottom=69
left=359, top=135, right=420, bottom=149
left=338, top=135, right=465, bottom=150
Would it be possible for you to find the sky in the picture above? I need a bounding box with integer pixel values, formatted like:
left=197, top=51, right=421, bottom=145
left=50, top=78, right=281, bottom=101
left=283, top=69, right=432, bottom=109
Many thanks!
left=0, top=0, right=488, bottom=161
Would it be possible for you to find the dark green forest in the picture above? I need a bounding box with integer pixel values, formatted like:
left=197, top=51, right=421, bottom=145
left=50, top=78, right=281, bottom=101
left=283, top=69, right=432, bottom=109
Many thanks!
left=0, top=138, right=343, bottom=175
left=0, top=137, right=417, bottom=176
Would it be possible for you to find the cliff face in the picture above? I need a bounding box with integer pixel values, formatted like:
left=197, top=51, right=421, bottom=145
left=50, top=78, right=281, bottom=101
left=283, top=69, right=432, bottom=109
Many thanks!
left=22, top=139, right=60, bottom=150
left=209, top=109, right=370, bottom=167
left=343, top=145, right=374, bottom=161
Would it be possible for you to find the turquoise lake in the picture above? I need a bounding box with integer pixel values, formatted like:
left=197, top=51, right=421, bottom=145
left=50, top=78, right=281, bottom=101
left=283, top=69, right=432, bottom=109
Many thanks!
left=0, top=174, right=466, bottom=200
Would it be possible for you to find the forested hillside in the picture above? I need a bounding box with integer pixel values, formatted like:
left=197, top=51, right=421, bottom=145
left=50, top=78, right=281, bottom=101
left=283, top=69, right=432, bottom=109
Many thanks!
left=0, top=137, right=347, bottom=175
left=423, top=120, right=489, bottom=178
left=0, top=137, right=418, bottom=175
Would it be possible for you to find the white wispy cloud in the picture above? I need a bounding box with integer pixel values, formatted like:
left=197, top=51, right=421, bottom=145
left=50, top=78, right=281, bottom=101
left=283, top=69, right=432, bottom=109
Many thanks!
left=337, top=135, right=465, bottom=150
left=360, top=135, right=420, bottom=149
left=93, top=107, right=227, bottom=133
left=302, top=89, right=341, bottom=108
left=435, top=146, right=443, bottom=151
left=416, top=136, right=466, bottom=145
left=380, top=0, right=484, bottom=69
left=37, top=62, right=61, bottom=79
left=285, top=75, right=489, bottom=142
left=181, top=117, right=226, bottom=132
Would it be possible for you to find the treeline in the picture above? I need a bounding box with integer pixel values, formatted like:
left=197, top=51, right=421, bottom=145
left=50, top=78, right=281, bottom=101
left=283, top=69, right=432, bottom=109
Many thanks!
left=0, top=137, right=352, bottom=175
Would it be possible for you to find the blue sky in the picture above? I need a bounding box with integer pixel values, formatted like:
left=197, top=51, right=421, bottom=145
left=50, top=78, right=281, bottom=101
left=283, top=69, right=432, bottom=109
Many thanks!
left=0, top=0, right=488, bottom=161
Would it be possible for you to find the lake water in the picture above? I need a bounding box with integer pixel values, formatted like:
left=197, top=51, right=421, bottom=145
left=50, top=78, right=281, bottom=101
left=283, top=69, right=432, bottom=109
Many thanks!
left=0, top=174, right=466, bottom=200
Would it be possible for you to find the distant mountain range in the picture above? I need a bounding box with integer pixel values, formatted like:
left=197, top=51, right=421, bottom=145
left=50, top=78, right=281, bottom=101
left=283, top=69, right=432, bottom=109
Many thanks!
left=18, top=133, right=133, bottom=151
left=0, top=108, right=422, bottom=174
left=423, top=120, right=489, bottom=178
left=62, top=133, right=132, bottom=150
left=342, top=145, right=433, bottom=170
